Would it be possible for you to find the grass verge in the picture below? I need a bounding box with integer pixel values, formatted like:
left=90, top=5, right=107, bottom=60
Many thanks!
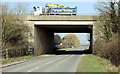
left=58, top=47, right=80, bottom=50
left=2, top=55, right=43, bottom=65
left=58, top=48, right=73, bottom=50
left=77, top=54, right=118, bottom=72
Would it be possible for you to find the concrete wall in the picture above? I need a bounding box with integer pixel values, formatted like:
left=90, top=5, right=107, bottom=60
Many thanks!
left=34, top=26, right=54, bottom=55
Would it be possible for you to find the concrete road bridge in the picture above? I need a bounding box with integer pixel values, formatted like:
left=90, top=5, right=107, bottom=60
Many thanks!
left=21, top=15, right=97, bottom=55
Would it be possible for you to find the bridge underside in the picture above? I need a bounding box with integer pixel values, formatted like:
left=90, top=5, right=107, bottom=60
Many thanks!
left=34, top=25, right=93, bottom=55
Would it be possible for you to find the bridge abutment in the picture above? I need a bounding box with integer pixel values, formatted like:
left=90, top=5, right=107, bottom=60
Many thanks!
left=34, top=26, right=54, bottom=55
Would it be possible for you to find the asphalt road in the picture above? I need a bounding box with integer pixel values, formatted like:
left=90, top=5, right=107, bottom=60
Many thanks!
left=2, top=55, right=81, bottom=72
left=60, top=45, right=89, bottom=51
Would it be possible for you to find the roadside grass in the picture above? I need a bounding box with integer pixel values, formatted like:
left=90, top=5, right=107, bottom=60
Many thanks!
left=83, top=46, right=89, bottom=50
left=2, top=55, right=43, bottom=65
left=77, top=54, right=118, bottom=72
left=58, top=48, right=73, bottom=50
left=83, top=48, right=89, bottom=50
left=58, top=47, right=80, bottom=50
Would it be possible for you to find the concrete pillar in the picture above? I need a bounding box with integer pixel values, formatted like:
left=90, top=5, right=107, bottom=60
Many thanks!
left=90, top=28, right=93, bottom=53
left=34, top=26, right=54, bottom=55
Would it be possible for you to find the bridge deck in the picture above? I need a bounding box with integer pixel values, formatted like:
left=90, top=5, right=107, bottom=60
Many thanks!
left=21, top=15, right=97, bottom=21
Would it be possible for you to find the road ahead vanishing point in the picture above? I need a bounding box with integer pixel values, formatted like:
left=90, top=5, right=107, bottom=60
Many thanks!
left=2, top=55, right=81, bottom=72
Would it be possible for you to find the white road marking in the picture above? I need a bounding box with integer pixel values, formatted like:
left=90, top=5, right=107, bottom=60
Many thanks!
left=45, top=55, right=73, bottom=71
left=4, top=55, right=61, bottom=72
left=27, top=55, right=68, bottom=72
left=27, top=66, right=39, bottom=72
left=45, top=56, right=64, bottom=65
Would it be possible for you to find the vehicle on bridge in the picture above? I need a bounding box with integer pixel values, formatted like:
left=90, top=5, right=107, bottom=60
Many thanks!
left=49, top=7, right=77, bottom=15
left=33, top=6, right=43, bottom=15
left=33, top=3, right=77, bottom=15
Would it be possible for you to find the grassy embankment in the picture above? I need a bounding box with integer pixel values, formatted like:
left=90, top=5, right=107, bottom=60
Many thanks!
left=77, top=54, right=118, bottom=72
left=1, top=55, right=43, bottom=65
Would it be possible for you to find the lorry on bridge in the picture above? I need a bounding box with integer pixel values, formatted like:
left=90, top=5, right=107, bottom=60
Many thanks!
left=33, top=3, right=77, bottom=15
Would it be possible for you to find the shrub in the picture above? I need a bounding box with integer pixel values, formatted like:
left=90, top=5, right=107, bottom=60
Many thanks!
left=100, top=38, right=120, bottom=67
left=93, top=39, right=104, bottom=56
left=93, top=35, right=120, bottom=67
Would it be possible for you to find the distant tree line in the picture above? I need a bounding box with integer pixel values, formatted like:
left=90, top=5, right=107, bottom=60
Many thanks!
left=54, top=34, right=80, bottom=49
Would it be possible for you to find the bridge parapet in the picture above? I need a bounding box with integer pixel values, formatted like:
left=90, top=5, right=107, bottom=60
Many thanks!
left=20, top=15, right=97, bottom=21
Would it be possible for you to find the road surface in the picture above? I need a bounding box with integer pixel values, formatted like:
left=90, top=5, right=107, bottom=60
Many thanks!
left=59, top=45, right=89, bottom=51
left=2, top=55, right=81, bottom=72
left=67, top=45, right=89, bottom=51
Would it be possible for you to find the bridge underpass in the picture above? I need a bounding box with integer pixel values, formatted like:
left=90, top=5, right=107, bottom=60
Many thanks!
left=34, top=21, right=93, bottom=55
left=24, top=15, right=97, bottom=55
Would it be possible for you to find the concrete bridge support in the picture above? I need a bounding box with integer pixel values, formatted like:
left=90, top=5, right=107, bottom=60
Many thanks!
left=34, top=26, right=54, bottom=55
left=23, top=15, right=97, bottom=55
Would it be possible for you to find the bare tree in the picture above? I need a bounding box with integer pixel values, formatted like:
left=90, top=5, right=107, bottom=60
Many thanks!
left=94, top=0, right=120, bottom=66
left=0, top=3, right=2, bottom=57
left=1, top=3, right=31, bottom=59
left=12, top=2, right=29, bottom=15
left=1, top=3, right=9, bottom=14
left=62, top=34, right=80, bottom=48
left=95, top=0, right=118, bottom=42
left=118, top=0, right=120, bottom=30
